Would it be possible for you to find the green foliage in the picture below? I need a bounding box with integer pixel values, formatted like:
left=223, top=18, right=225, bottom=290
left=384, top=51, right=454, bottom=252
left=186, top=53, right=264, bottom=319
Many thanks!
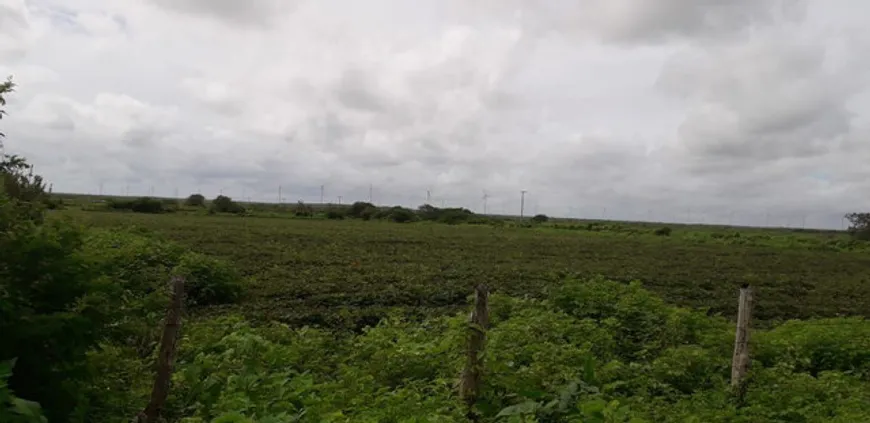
left=64, top=278, right=864, bottom=423
left=386, top=206, right=416, bottom=223
left=108, top=197, right=167, bottom=214
left=0, top=360, right=47, bottom=423
left=0, top=192, right=112, bottom=421
left=845, top=212, right=870, bottom=241
left=0, top=76, right=13, bottom=139
left=68, top=210, right=870, bottom=326
left=326, top=209, right=345, bottom=220
left=531, top=214, right=549, bottom=223
left=186, top=194, right=206, bottom=207
left=417, top=204, right=474, bottom=224
left=347, top=202, right=377, bottom=219
left=294, top=201, right=313, bottom=217
left=1, top=156, right=47, bottom=220
left=175, top=252, right=243, bottom=306
left=211, top=195, right=245, bottom=214
left=754, top=318, right=870, bottom=378
left=653, top=227, right=671, bottom=236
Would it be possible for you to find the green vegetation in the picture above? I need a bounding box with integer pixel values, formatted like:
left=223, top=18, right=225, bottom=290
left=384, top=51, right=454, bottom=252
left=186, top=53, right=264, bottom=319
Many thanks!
left=63, top=210, right=870, bottom=327
left=185, top=194, right=206, bottom=207
left=846, top=212, right=870, bottom=240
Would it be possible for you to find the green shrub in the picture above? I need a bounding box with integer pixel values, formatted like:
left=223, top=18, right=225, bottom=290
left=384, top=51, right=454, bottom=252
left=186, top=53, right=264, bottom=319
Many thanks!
left=185, top=193, right=206, bottom=207
left=0, top=192, right=108, bottom=421
left=387, top=207, right=416, bottom=223
left=532, top=214, right=549, bottom=223
left=211, top=195, right=245, bottom=214
left=174, top=252, right=243, bottom=306
left=294, top=201, right=313, bottom=217
left=326, top=209, right=345, bottom=220
left=654, top=227, right=672, bottom=236
left=347, top=201, right=377, bottom=219
left=107, top=197, right=165, bottom=213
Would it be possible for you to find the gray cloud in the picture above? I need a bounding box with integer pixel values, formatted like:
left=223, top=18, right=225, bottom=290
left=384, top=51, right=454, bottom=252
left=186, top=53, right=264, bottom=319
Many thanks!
left=1, top=0, right=869, bottom=227
left=450, top=0, right=806, bottom=43
left=146, top=0, right=297, bottom=26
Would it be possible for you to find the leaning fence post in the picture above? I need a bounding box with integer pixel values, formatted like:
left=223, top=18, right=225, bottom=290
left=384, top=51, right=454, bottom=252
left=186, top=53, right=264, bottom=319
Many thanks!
left=731, top=284, right=753, bottom=398
left=135, top=276, right=185, bottom=423
left=459, top=284, right=489, bottom=421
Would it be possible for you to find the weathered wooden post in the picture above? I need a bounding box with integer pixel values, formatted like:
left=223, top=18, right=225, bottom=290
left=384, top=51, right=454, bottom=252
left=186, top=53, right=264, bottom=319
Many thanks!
left=731, top=284, right=753, bottom=400
left=135, top=276, right=185, bottom=423
left=459, top=284, right=489, bottom=421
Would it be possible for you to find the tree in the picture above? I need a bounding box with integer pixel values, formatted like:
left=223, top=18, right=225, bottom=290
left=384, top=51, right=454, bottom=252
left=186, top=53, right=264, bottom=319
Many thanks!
left=347, top=201, right=377, bottom=219
left=211, top=195, right=244, bottom=214
left=845, top=213, right=870, bottom=241
left=0, top=79, right=107, bottom=420
left=532, top=214, right=549, bottom=223
left=185, top=193, right=206, bottom=207
left=0, top=76, right=13, bottom=140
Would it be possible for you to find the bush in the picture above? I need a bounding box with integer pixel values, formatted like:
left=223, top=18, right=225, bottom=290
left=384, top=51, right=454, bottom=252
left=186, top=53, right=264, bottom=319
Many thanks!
left=210, top=195, right=245, bottom=214
left=532, top=214, right=549, bottom=223
left=294, top=201, right=313, bottom=217
left=347, top=201, right=377, bottom=219
left=417, top=204, right=475, bottom=224
left=107, top=197, right=166, bottom=214
left=845, top=212, right=870, bottom=241
left=387, top=207, right=416, bottom=223
left=185, top=193, right=206, bottom=207
left=0, top=191, right=107, bottom=421
left=654, top=227, right=672, bottom=236
left=359, top=206, right=378, bottom=221
left=174, top=252, right=243, bottom=306
left=326, top=209, right=345, bottom=220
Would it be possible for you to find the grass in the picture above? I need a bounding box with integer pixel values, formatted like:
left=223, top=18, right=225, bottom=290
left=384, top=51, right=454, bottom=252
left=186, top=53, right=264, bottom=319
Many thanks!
left=55, top=208, right=870, bottom=329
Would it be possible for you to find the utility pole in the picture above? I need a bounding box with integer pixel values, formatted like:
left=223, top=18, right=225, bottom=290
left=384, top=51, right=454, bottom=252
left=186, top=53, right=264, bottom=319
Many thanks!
left=320, top=185, right=324, bottom=204
left=369, top=184, right=373, bottom=203
left=427, top=189, right=431, bottom=204
left=338, top=195, right=342, bottom=205
left=278, top=185, right=282, bottom=204
left=520, top=190, right=527, bottom=220
left=99, top=181, right=104, bottom=196
left=482, top=191, right=489, bottom=215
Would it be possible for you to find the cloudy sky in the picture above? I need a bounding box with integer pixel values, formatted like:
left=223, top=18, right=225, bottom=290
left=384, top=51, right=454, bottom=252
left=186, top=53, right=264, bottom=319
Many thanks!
left=1, top=0, right=868, bottom=228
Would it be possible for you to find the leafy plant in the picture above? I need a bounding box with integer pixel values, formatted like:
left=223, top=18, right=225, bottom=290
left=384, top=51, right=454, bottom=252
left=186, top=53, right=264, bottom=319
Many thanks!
left=211, top=195, right=245, bottom=214
left=531, top=214, right=549, bottom=223
left=653, top=227, right=671, bottom=236
left=186, top=194, right=206, bottom=207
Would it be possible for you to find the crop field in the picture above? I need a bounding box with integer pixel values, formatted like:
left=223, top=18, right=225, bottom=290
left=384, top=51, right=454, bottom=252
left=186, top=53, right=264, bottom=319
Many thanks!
left=60, top=208, right=870, bottom=328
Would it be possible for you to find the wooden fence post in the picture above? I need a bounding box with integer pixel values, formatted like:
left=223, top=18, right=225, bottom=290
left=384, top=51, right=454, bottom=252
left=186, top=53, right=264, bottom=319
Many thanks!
left=135, top=276, right=185, bottom=423
left=731, top=284, right=753, bottom=397
left=459, top=284, right=489, bottom=421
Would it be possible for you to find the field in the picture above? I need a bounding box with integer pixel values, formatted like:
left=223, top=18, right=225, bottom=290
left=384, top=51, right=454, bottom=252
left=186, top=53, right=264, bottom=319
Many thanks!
left=8, top=196, right=870, bottom=422
left=59, top=207, right=870, bottom=327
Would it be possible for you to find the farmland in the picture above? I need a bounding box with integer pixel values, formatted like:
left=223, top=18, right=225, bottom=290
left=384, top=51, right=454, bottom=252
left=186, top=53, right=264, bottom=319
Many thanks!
left=6, top=194, right=870, bottom=422
left=59, top=207, right=870, bottom=327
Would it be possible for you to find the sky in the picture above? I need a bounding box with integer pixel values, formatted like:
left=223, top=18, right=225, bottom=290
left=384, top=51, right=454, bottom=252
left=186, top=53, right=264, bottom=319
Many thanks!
left=1, top=0, right=868, bottom=228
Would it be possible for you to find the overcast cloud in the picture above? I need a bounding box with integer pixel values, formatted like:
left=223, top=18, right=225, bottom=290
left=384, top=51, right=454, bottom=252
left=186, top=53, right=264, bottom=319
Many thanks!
left=1, top=0, right=868, bottom=228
